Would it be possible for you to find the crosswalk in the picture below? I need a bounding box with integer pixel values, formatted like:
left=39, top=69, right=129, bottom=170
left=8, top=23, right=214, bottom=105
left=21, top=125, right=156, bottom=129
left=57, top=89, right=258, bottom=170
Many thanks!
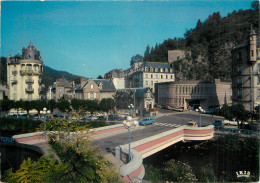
left=154, top=122, right=181, bottom=128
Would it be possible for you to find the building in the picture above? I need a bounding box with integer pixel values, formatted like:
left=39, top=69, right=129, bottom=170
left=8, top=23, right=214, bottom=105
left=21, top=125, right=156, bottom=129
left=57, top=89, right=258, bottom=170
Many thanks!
left=168, top=50, right=191, bottom=65
left=70, top=78, right=116, bottom=100
left=115, top=88, right=155, bottom=117
left=104, top=69, right=127, bottom=89
left=231, top=27, right=260, bottom=112
left=128, top=62, right=175, bottom=92
left=47, top=78, right=75, bottom=101
left=7, top=41, right=43, bottom=101
left=155, top=79, right=232, bottom=110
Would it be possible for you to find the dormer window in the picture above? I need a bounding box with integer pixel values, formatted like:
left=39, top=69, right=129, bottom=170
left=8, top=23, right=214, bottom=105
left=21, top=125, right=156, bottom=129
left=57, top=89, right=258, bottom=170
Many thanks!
left=150, top=67, right=153, bottom=72
left=98, top=82, right=103, bottom=89
left=165, top=68, right=168, bottom=72
left=155, top=68, right=158, bottom=72
left=160, top=68, right=163, bottom=72
left=145, top=67, right=148, bottom=72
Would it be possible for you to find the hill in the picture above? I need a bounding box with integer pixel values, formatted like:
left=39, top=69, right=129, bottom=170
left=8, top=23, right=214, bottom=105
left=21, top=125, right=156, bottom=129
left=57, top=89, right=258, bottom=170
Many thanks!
left=142, top=8, right=259, bottom=81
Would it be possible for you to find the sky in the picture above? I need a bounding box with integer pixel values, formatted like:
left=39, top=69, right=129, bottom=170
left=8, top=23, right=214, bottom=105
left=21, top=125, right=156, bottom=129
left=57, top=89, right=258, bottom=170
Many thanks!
left=1, top=0, right=252, bottom=79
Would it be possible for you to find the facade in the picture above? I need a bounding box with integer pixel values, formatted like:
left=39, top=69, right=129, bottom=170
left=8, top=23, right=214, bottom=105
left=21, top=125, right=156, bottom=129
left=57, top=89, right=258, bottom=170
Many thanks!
left=77, top=79, right=116, bottom=100
left=7, top=41, right=43, bottom=101
left=231, top=28, right=260, bottom=112
left=155, top=79, right=232, bottom=110
left=168, top=50, right=191, bottom=65
left=104, top=69, right=127, bottom=89
left=47, top=78, right=75, bottom=101
left=115, top=88, right=154, bottom=116
left=128, top=62, right=175, bottom=92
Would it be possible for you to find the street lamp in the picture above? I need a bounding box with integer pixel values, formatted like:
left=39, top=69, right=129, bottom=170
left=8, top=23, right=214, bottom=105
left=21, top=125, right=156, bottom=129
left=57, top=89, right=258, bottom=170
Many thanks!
left=123, top=116, right=138, bottom=163
left=128, top=104, right=134, bottom=117
left=43, top=107, right=47, bottom=141
left=198, top=106, right=203, bottom=127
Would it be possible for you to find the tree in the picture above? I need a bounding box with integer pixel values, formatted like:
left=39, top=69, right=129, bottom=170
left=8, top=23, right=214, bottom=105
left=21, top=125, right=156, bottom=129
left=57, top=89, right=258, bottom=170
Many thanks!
left=251, top=1, right=259, bottom=10
left=47, top=99, right=56, bottom=116
left=56, top=99, right=70, bottom=119
left=22, top=101, right=34, bottom=118
left=99, top=98, right=116, bottom=121
left=85, top=99, right=99, bottom=115
left=1, top=99, right=13, bottom=117
left=70, top=98, right=82, bottom=113
left=130, top=54, right=143, bottom=67
left=143, top=45, right=150, bottom=62
left=4, top=119, right=123, bottom=183
left=230, top=104, right=250, bottom=127
left=97, top=75, right=103, bottom=79
left=12, top=100, right=23, bottom=118
left=33, top=100, right=47, bottom=118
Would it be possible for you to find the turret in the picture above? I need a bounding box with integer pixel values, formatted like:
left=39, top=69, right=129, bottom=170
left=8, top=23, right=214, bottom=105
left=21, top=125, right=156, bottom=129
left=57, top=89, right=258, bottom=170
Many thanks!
left=249, top=26, right=257, bottom=63
left=22, top=41, right=42, bottom=61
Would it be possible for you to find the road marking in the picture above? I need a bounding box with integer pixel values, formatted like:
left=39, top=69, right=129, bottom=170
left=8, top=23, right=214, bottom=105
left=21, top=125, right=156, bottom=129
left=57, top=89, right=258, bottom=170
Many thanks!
left=154, top=122, right=181, bottom=128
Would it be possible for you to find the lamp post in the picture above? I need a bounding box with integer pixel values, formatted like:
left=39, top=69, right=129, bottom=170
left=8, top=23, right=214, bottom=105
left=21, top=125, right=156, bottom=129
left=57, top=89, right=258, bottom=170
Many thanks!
left=123, top=116, right=138, bottom=163
left=128, top=104, right=134, bottom=117
left=43, top=107, right=47, bottom=141
left=198, top=106, right=203, bottom=127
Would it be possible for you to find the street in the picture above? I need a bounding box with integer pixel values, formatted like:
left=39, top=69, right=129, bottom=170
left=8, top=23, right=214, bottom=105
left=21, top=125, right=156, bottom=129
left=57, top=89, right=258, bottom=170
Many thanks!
left=91, top=110, right=223, bottom=155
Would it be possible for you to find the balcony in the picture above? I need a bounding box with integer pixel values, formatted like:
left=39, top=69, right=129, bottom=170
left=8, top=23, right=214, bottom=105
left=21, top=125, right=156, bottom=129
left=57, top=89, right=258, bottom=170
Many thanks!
left=25, top=88, right=34, bottom=93
left=25, top=79, right=34, bottom=84
left=12, top=70, right=18, bottom=75
left=20, top=70, right=41, bottom=76
left=11, top=80, right=17, bottom=85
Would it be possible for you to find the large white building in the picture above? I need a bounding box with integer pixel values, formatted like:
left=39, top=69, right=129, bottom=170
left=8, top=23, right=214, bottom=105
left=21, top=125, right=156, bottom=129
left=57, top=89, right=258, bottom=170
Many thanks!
left=7, top=41, right=43, bottom=101
left=104, top=69, right=126, bottom=90
left=128, top=62, right=175, bottom=92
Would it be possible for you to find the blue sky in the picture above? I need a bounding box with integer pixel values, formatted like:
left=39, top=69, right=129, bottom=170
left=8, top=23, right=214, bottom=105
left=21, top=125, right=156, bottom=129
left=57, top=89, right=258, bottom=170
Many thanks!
left=1, top=0, right=252, bottom=78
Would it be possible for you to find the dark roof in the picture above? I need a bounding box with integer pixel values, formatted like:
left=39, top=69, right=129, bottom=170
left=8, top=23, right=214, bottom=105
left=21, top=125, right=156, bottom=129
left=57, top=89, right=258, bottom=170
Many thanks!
left=93, top=79, right=116, bottom=92
left=56, top=78, right=71, bottom=88
left=140, top=62, right=171, bottom=69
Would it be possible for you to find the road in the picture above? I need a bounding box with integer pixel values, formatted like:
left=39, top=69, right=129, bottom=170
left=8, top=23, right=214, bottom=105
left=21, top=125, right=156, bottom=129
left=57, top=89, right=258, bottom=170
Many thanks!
left=91, top=110, right=223, bottom=155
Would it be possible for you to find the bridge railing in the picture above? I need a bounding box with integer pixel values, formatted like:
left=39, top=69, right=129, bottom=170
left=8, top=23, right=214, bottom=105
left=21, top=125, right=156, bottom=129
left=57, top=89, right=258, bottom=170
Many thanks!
left=214, top=127, right=260, bottom=136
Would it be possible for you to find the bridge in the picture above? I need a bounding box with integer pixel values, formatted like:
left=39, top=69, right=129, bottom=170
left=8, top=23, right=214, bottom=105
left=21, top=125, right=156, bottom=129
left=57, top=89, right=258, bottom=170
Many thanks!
left=12, top=120, right=214, bottom=183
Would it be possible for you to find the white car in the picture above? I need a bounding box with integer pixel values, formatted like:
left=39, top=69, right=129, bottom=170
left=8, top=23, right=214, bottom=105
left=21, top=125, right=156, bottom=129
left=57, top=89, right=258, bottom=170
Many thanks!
left=223, top=120, right=238, bottom=126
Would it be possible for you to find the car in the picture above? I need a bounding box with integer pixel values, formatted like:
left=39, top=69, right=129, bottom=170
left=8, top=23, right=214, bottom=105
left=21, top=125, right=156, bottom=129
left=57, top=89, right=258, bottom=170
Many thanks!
left=187, top=121, right=198, bottom=127
left=214, top=120, right=223, bottom=127
left=97, top=116, right=107, bottom=121
left=173, top=107, right=184, bottom=112
left=223, top=119, right=238, bottom=126
left=139, top=117, right=156, bottom=126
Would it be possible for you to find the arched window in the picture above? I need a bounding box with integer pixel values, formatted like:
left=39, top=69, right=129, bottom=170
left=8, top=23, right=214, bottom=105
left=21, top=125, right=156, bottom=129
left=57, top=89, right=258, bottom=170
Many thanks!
left=150, top=67, right=153, bottom=72
left=165, top=68, right=168, bottom=72
left=145, top=67, right=148, bottom=72
left=160, top=68, right=163, bottom=72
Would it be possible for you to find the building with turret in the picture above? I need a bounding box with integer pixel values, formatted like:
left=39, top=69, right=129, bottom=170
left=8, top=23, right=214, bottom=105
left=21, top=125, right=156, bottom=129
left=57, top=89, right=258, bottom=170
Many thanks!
left=231, top=27, right=260, bottom=112
left=7, top=41, right=43, bottom=101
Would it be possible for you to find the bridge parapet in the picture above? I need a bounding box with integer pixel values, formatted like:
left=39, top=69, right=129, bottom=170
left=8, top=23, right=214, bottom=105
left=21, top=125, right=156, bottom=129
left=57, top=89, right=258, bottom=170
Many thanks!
left=117, top=125, right=214, bottom=182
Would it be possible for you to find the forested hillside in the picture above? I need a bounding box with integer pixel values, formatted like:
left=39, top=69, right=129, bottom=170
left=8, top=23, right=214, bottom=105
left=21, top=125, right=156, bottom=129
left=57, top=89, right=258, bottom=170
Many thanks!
left=142, top=8, right=259, bottom=81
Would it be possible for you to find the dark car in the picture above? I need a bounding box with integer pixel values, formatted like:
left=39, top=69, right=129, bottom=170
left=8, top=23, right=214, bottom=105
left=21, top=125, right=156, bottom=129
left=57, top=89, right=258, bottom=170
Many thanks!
left=213, top=120, right=223, bottom=127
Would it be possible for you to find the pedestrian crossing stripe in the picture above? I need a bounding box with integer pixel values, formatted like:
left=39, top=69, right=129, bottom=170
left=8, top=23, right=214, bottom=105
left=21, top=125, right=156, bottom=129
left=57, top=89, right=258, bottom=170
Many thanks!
left=154, top=123, right=181, bottom=127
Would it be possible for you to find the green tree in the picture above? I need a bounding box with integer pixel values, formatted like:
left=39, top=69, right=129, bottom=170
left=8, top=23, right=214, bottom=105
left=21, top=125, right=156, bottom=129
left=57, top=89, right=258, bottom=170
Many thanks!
left=70, top=98, right=83, bottom=113
left=47, top=99, right=57, bottom=116
left=230, top=104, right=250, bottom=127
left=97, top=75, right=103, bottom=79
left=99, top=98, right=116, bottom=121
left=130, top=54, right=143, bottom=67
left=22, top=101, right=34, bottom=119
left=56, top=99, right=70, bottom=119
left=1, top=99, right=13, bottom=117
left=12, top=100, right=24, bottom=118
left=85, top=99, right=99, bottom=115
left=33, top=100, right=47, bottom=118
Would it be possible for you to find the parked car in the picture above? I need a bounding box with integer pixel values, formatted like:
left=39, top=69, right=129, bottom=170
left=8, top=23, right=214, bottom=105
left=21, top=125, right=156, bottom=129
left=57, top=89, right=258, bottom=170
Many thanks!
left=223, top=119, right=238, bottom=126
left=97, top=116, right=107, bottom=121
left=187, top=121, right=198, bottom=127
left=139, top=117, right=156, bottom=126
left=214, top=120, right=223, bottom=127
left=173, top=107, right=184, bottom=112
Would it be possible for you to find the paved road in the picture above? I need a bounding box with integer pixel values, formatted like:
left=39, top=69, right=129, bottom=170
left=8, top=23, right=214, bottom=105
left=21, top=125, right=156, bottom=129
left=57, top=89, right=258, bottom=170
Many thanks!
left=91, top=110, right=223, bottom=155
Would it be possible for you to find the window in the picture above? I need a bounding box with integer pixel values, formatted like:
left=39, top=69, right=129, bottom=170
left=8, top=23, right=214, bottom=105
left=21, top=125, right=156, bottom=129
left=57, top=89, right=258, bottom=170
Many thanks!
left=161, top=75, right=163, bottom=79
left=166, top=75, right=168, bottom=79
left=151, top=81, right=153, bottom=85
left=155, top=68, right=158, bottom=72
left=145, top=74, right=148, bottom=79
left=145, top=67, right=148, bottom=72
left=160, top=68, right=163, bottom=72
left=151, top=74, right=153, bottom=79
left=237, top=66, right=242, bottom=75
left=258, top=89, right=260, bottom=98
left=91, top=84, right=94, bottom=89
left=258, top=64, right=260, bottom=73
left=165, top=68, right=168, bottom=72
left=171, top=75, right=173, bottom=79
left=156, top=75, right=158, bottom=79
left=146, top=81, right=148, bottom=86
left=238, top=89, right=242, bottom=98
left=150, top=67, right=153, bottom=72
left=237, top=78, right=242, bottom=87
left=251, top=50, right=254, bottom=57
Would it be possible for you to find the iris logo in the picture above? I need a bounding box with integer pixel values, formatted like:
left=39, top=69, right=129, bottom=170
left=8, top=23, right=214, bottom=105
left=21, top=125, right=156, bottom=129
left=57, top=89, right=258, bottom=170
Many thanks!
left=236, top=171, right=250, bottom=178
